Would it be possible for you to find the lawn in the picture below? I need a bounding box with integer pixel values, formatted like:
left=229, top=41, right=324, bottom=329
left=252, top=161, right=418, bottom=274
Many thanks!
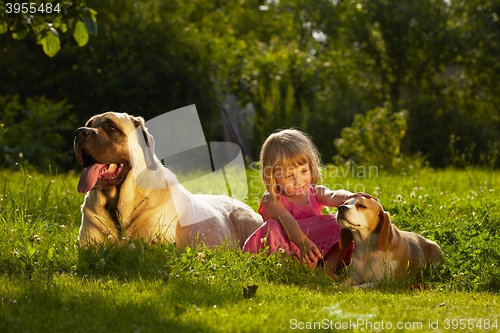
left=0, top=165, right=499, bottom=332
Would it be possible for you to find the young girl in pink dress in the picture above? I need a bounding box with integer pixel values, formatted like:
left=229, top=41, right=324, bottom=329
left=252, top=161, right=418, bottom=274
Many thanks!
left=243, top=129, right=373, bottom=274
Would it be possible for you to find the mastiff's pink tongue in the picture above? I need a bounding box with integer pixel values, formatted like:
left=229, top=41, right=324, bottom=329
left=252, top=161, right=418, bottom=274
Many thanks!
left=77, top=163, right=106, bottom=193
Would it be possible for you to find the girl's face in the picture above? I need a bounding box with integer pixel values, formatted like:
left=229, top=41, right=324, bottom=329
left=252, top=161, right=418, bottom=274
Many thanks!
left=275, top=163, right=312, bottom=197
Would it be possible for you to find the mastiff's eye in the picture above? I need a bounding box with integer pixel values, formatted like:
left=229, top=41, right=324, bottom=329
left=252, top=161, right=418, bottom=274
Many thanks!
left=357, top=204, right=367, bottom=209
left=107, top=124, right=117, bottom=131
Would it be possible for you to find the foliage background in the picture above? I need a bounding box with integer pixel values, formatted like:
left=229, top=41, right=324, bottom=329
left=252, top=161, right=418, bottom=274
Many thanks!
left=1, top=0, right=499, bottom=170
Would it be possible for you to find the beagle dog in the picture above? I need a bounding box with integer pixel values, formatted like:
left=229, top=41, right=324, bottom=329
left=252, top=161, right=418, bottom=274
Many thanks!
left=336, top=197, right=443, bottom=288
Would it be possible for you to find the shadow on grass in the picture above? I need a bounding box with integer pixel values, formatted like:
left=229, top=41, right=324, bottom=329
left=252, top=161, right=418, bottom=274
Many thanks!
left=0, top=273, right=230, bottom=333
left=76, top=240, right=337, bottom=285
left=75, top=239, right=453, bottom=296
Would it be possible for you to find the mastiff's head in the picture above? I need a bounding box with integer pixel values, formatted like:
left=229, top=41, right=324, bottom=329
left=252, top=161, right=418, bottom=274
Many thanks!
left=74, top=112, right=156, bottom=193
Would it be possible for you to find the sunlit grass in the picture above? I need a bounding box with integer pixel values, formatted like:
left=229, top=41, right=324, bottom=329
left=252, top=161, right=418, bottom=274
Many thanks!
left=0, top=165, right=499, bottom=332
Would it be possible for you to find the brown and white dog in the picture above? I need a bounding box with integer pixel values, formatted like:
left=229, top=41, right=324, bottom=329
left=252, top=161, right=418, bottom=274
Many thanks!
left=74, top=112, right=263, bottom=248
left=336, top=197, right=443, bottom=288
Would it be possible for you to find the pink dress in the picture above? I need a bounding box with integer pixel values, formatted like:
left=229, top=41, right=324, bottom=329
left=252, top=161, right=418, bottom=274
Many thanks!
left=243, top=186, right=352, bottom=261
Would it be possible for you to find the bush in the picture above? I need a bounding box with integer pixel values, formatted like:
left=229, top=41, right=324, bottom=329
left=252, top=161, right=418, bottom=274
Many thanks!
left=0, top=94, right=77, bottom=171
left=334, top=103, right=408, bottom=168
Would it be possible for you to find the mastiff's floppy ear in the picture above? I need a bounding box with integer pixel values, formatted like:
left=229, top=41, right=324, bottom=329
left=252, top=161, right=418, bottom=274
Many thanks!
left=132, top=116, right=157, bottom=171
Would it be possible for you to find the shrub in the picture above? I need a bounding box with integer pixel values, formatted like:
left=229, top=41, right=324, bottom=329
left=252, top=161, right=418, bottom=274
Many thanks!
left=334, top=103, right=408, bottom=168
left=0, top=94, right=77, bottom=171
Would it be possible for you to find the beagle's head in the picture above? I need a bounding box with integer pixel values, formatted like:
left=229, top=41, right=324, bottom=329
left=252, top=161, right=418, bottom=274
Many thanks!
left=336, top=197, right=393, bottom=251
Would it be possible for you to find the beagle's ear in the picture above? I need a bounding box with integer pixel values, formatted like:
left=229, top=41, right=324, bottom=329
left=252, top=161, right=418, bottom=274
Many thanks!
left=132, top=116, right=157, bottom=171
left=339, top=228, right=354, bottom=250
left=377, top=211, right=393, bottom=252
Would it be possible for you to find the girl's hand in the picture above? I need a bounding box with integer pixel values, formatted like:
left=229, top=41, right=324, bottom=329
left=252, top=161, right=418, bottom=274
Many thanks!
left=301, top=239, right=323, bottom=269
left=316, top=186, right=378, bottom=208
left=348, top=192, right=378, bottom=201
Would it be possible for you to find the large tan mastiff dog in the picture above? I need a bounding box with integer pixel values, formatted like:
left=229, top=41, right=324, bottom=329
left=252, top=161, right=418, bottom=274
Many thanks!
left=74, top=112, right=263, bottom=248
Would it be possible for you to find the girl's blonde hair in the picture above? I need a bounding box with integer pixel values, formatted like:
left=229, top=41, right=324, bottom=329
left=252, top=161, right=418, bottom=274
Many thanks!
left=259, top=128, right=322, bottom=201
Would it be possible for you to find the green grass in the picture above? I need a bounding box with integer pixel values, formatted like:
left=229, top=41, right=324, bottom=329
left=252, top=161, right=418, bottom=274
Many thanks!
left=0, top=165, right=500, bottom=332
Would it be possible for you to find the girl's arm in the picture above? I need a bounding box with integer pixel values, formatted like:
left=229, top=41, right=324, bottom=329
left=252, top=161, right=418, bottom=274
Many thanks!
left=261, top=192, right=322, bottom=267
left=316, top=185, right=377, bottom=207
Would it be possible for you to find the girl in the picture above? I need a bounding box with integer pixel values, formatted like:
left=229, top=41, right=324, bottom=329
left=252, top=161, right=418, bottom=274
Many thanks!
left=243, top=128, right=374, bottom=273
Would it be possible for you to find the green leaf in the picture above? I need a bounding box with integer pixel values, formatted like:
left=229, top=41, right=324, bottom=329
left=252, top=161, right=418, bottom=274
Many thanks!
left=49, top=26, right=59, bottom=38
left=47, top=247, right=55, bottom=260
left=31, top=15, right=46, bottom=36
left=52, top=16, right=68, bottom=33
left=27, top=245, right=36, bottom=258
left=82, top=7, right=98, bottom=36
left=39, top=28, right=61, bottom=57
left=0, top=10, right=9, bottom=34
left=11, top=17, right=30, bottom=40
left=73, top=21, right=89, bottom=47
